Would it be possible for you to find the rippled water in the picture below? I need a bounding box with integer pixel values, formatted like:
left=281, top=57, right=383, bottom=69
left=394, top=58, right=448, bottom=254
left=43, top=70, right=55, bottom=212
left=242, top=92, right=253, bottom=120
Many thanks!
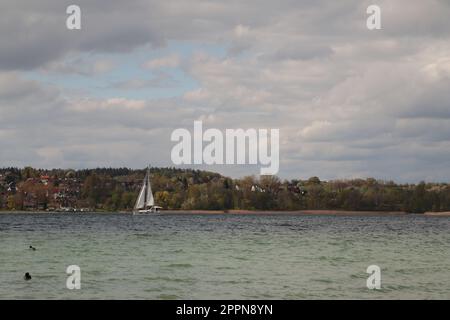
left=0, top=213, right=449, bottom=299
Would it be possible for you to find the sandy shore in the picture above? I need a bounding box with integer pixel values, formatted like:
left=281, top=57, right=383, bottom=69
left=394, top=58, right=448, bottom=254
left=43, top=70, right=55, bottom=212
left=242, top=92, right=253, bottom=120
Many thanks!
left=424, top=211, right=450, bottom=217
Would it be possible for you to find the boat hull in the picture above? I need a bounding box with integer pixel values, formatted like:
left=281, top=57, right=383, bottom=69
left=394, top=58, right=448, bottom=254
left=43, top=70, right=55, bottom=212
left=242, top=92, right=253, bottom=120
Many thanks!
left=132, top=206, right=162, bottom=215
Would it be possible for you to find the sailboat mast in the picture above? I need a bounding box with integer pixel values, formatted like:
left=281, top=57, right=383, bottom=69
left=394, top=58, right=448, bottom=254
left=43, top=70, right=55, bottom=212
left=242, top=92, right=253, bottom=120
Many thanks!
left=143, top=168, right=148, bottom=208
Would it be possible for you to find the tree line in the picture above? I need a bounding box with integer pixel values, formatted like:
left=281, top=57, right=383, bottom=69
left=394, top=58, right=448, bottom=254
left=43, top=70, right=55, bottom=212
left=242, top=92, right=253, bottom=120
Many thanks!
left=1, top=167, right=450, bottom=213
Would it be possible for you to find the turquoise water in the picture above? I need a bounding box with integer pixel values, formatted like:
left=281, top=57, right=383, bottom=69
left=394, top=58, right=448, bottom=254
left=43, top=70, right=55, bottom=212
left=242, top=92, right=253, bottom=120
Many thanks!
left=0, top=213, right=449, bottom=299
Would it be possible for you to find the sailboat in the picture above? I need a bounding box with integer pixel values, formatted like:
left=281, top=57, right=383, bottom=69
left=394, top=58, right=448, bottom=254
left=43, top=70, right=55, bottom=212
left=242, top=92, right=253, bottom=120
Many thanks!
left=133, top=167, right=162, bottom=214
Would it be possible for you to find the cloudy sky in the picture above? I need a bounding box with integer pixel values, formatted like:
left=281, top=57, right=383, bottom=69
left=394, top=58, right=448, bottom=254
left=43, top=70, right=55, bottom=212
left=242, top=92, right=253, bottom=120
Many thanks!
left=1, top=0, right=450, bottom=182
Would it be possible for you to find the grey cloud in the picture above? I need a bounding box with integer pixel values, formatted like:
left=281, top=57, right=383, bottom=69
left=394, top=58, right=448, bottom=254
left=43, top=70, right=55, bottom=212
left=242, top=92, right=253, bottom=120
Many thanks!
left=2, top=0, right=450, bottom=70
left=2, top=1, right=450, bottom=182
left=0, top=0, right=299, bottom=71
left=0, top=73, right=197, bottom=169
left=260, top=44, right=334, bottom=61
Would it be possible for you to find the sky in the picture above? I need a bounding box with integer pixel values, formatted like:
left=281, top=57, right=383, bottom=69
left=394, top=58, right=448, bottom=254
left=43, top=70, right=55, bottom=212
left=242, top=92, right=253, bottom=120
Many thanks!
left=1, top=0, right=450, bottom=182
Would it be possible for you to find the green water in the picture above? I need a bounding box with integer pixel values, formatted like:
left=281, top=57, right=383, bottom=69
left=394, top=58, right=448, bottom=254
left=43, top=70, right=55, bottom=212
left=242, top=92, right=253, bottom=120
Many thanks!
left=0, top=213, right=449, bottom=299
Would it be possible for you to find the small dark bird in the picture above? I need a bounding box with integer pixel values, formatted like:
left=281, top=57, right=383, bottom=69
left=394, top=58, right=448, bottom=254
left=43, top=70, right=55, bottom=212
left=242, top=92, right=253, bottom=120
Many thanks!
left=24, top=272, right=32, bottom=281
left=29, top=246, right=36, bottom=251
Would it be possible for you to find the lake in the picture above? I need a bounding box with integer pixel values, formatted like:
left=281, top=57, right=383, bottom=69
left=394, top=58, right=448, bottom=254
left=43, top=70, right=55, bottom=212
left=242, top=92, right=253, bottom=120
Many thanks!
left=0, top=213, right=449, bottom=299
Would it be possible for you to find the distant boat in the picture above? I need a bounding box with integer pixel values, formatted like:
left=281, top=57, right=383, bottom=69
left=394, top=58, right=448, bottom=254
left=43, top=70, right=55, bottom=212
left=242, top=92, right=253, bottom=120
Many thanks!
left=133, top=167, right=162, bottom=215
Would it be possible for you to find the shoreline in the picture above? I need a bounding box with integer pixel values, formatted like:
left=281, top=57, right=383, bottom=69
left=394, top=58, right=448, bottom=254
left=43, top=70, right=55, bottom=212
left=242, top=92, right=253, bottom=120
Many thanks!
left=1, top=209, right=449, bottom=216
left=163, top=209, right=409, bottom=216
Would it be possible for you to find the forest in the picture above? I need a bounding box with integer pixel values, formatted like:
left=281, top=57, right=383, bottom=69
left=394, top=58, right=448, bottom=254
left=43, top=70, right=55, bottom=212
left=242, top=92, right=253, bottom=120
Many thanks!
left=1, top=167, right=450, bottom=213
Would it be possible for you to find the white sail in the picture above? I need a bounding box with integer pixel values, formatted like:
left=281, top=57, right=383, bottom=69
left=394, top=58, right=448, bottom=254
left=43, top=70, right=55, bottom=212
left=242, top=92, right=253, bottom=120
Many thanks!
left=146, top=173, right=155, bottom=207
left=133, top=167, right=161, bottom=214
left=134, top=172, right=148, bottom=210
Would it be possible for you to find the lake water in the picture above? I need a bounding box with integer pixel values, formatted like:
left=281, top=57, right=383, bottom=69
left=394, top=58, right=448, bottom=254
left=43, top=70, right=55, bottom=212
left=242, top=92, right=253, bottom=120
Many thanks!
left=0, top=213, right=449, bottom=299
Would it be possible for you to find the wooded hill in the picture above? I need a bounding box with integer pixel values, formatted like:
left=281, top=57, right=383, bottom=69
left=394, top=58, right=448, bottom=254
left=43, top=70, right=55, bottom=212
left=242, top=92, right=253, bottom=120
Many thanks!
left=1, top=167, right=449, bottom=213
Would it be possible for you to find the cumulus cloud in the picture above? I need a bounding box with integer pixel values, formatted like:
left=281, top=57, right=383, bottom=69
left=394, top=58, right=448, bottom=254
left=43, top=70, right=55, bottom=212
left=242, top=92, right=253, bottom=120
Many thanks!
left=0, top=71, right=202, bottom=168
left=1, top=0, right=450, bottom=182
